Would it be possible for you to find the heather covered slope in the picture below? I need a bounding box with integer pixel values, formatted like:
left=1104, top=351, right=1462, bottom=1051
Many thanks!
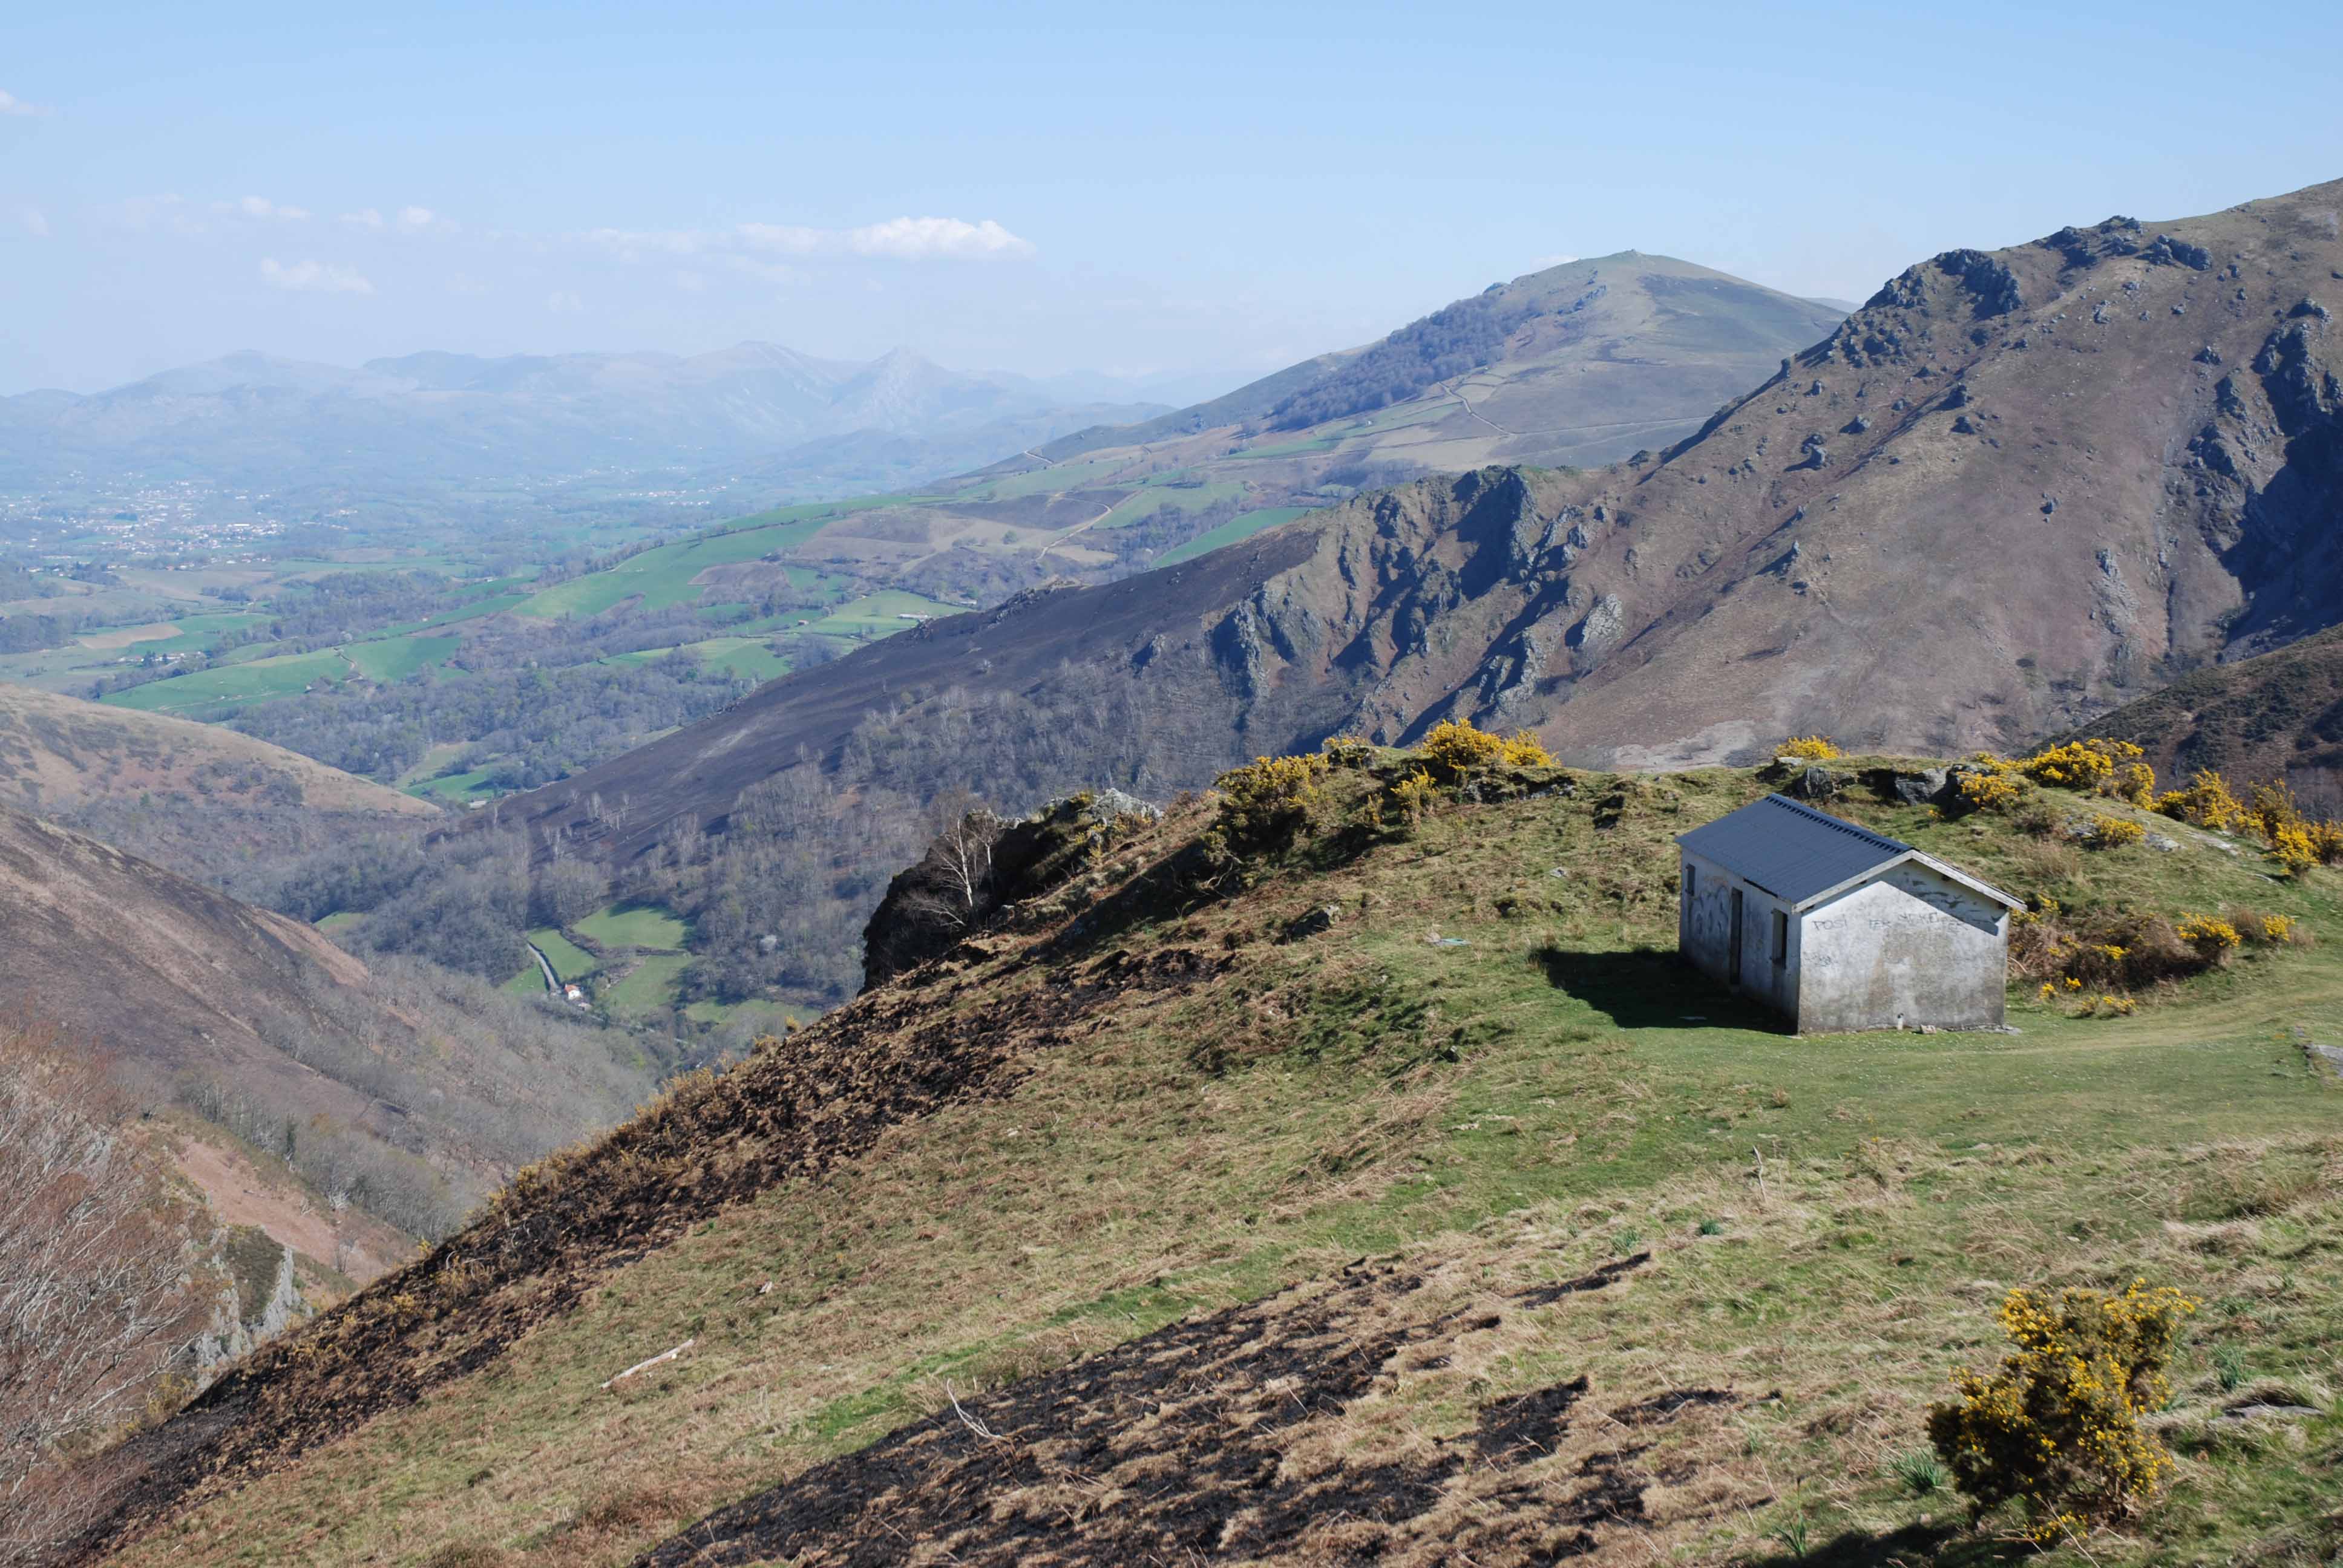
left=0, top=681, right=433, bottom=819
left=87, top=754, right=2343, bottom=1567
left=0, top=805, right=657, bottom=1245
left=2053, top=624, right=2343, bottom=809
left=0, top=679, right=439, bottom=892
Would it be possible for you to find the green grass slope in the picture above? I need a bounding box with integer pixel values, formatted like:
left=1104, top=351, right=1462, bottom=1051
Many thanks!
left=91, top=754, right=2342, bottom=1567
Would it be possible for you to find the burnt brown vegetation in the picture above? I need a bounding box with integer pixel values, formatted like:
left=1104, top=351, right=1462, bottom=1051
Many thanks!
left=0, top=806, right=653, bottom=1240
left=635, top=1256, right=1712, bottom=1568
left=67, top=910, right=1234, bottom=1560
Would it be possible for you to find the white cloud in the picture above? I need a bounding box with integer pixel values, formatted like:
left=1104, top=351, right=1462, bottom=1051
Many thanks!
left=546, top=290, right=583, bottom=314
left=21, top=207, right=49, bottom=239
left=338, top=205, right=453, bottom=234
left=672, top=269, right=706, bottom=293
left=258, top=257, right=374, bottom=295
left=739, top=215, right=1033, bottom=260
left=0, top=89, right=47, bottom=117
left=586, top=215, right=1032, bottom=266
left=586, top=226, right=703, bottom=258
left=223, top=195, right=310, bottom=221
left=1528, top=253, right=1580, bottom=270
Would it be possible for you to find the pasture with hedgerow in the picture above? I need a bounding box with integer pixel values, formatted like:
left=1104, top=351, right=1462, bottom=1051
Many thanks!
left=78, top=729, right=2343, bottom=1567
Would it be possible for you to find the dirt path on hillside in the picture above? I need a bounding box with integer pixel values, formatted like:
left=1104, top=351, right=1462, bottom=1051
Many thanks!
left=1037, top=500, right=1116, bottom=563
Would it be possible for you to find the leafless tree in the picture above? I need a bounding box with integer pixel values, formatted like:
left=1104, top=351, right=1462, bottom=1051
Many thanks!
left=0, top=1018, right=214, bottom=1563
left=899, top=791, right=1006, bottom=933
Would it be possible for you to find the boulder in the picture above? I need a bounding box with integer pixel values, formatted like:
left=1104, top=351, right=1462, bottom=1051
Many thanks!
left=1862, top=765, right=1950, bottom=806
left=1786, top=765, right=1845, bottom=802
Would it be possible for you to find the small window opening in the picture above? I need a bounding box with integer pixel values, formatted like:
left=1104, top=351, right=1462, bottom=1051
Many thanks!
left=1771, top=909, right=1789, bottom=965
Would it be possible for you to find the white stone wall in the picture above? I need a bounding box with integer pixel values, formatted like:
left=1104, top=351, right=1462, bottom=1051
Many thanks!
left=1678, top=850, right=1798, bottom=1016
left=1796, top=862, right=2007, bottom=1033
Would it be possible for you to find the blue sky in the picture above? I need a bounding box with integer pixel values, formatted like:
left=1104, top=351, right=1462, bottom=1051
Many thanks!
left=3, top=0, right=2339, bottom=394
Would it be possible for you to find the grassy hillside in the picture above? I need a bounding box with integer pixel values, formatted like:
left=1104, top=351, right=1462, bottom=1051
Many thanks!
left=88, top=747, right=2342, bottom=1566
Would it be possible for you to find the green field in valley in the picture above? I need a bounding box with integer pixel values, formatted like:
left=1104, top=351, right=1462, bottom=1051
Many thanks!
left=528, top=927, right=601, bottom=981
left=605, top=952, right=692, bottom=1016
left=801, top=590, right=964, bottom=640
left=346, top=633, right=461, bottom=683
left=101, top=647, right=350, bottom=714
left=513, top=497, right=934, bottom=621
left=1098, top=475, right=1248, bottom=528
left=965, top=457, right=1132, bottom=501
left=574, top=903, right=688, bottom=952
left=1158, top=506, right=1315, bottom=566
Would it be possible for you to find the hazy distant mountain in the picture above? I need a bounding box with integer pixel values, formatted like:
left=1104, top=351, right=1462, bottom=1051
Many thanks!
left=1037, top=250, right=1847, bottom=473
left=0, top=343, right=1172, bottom=527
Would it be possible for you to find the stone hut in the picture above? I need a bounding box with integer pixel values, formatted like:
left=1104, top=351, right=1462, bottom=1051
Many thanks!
left=1676, top=794, right=2021, bottom=1033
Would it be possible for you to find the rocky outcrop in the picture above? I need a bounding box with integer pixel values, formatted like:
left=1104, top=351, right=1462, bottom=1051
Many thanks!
left=861, top=792, right=1159, bottom=988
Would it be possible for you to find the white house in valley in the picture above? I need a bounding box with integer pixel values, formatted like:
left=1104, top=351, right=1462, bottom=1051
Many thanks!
left=1676, top=794, right=2022, bottom=1033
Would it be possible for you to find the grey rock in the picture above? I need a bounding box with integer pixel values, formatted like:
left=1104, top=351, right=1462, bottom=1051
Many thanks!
left=1788, top=765, right=1844, bottom=801
left=1280, top=904, right=1340, bottom=942
left=1086, top=788, right=1162, bottom=823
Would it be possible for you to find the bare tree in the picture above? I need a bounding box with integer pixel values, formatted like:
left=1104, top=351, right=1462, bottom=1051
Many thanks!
left=899, top=791, right=1006, bottom=934
left=0, top=1018, right=214, bottom=1563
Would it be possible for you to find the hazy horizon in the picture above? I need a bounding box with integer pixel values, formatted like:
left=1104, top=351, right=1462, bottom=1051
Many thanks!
left=5, top=0, right=2340, bottom=397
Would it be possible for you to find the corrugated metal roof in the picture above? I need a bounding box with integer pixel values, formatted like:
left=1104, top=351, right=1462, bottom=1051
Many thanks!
left=1676, top=794, right=1911, bottom=904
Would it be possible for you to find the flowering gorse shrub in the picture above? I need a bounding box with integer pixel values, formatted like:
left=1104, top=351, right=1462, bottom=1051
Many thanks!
left=1319, top=734, right=1375, bottom=769
left=1205, top=752, right=1329, bottom=864
left=2109, top=761, right=2158, bottom=807
left=2155, top=769, right=2247, bottom=831
left=2021, top=739, right=2137, bottom=790
left=1956, top=755, right=2027, bottom=812
left=2082, top=815, right=2146, bottom=849
left=1927, top=1280, right=2195, bottom=1543
left=1391, top=769, right=1440, bottom=828
left=2177, top=913, right=2241, bottom=956
left=1776, top=735, right=1842, bottom=762
left=1417, top=719, right=1552, bottom=779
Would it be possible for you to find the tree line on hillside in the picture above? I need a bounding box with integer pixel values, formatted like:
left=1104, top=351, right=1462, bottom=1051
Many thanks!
left=1269, top=290, right=1535, bottom=430
left=229, top=654, right=754, bottom=789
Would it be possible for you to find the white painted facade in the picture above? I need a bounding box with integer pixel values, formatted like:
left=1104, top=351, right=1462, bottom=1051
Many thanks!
left=1678, top=843, right=2014, bottom=1033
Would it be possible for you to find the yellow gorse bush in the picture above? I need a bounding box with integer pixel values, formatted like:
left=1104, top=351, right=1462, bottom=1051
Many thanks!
left=1956, top=754, right=2027, bottom=812
left=2155, top=769, right=2247, bottom=831
left=2020, top=739, right=2135, bottom=789
left=1777, top=734, right=1842, bottom=762
left=1927, top=1280, right=2195, bottom=1543
left=1417, top=718, right=1553, bottom=778
left=1392, top=769, right=1440, bottom=827
left=2177, top=913, right=2241, bottom=953
left=1205, top=751, right=1330, bottom=864
left=2083, top=815, right=2146, bottom=849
